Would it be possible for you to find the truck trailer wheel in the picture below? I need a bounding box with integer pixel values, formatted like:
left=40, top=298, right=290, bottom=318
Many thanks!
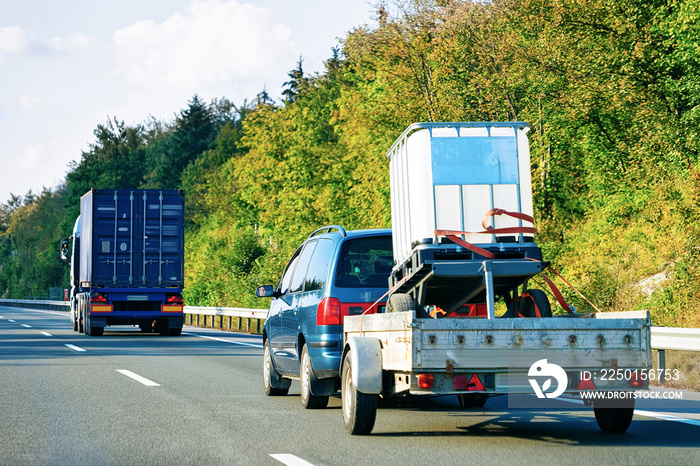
left=341, top=351, right=378, bottom=435
left=593, top=395, right=635, bottom=433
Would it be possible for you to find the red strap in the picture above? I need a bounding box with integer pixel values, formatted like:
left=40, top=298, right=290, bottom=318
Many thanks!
left=482, top=208, right=535, bottom=231
left=441, top=234, right=496, bottom=259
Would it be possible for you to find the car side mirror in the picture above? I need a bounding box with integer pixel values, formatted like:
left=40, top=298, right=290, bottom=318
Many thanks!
left=256, top=285, right=277, bottom=298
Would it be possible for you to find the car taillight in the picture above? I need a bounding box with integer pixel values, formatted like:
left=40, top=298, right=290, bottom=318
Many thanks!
left=317, top=297, right=341, bottom=326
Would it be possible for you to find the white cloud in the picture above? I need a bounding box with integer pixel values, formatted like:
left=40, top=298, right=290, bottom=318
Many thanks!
left=48, top=34, right=93, bottom=52
left=0, top=26, right=30, bottom=57
left=19, top=95, right=43, bottom=110
left=112, top=0, right=298, bottom=93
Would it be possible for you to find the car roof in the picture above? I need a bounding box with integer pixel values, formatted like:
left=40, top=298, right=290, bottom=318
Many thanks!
left=311, top=228, right=391, bottom=242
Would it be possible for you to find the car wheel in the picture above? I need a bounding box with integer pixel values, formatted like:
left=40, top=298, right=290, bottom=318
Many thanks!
left=300, top=345, right=329, bottom=409
left=263, top=339, right=290, bottom=396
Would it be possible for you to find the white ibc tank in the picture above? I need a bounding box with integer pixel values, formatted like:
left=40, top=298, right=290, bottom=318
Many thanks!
left=387, top=122, right=534, bottom=266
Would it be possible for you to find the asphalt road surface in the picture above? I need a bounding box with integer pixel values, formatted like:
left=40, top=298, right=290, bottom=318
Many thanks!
left=2, top=305, right=700, bottom=465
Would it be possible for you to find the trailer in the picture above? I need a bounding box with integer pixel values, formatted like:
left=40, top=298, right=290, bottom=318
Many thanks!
left=63, top=189, right=185, bottom=336
left=340, top=123, right=652, bottom=435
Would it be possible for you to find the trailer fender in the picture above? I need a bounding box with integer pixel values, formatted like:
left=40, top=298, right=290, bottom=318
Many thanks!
left=344, top=337, right=383, bottom=395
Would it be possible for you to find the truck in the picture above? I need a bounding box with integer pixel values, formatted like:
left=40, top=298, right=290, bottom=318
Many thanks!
left=61, top=189, right=185, bottom=336
left=339, top=122, right=652, bottom=435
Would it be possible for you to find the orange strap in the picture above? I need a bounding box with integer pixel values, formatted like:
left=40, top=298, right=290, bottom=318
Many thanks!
left=539, top=272, right=576, bottom=314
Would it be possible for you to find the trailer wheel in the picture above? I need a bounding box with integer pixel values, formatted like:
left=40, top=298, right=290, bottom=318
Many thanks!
left=300, top=345, right=329, bottom=409
left=263, top=339, right=291, bottom=396
left=387, top=293, right=414, bottom=313
left=341, top=351, right=378, bottom=435
left=457, top=393, right=488, bottom=408
left=593, top=395, right=635, bottom=433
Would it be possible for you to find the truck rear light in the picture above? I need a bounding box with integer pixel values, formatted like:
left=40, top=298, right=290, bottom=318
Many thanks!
left=418, top=373, right=434, bottom=389
left=90, top=294, right=107, bottom=303
left=317, top=298, right=341, bottom=326
left=167, top=294, right=183, bottom=304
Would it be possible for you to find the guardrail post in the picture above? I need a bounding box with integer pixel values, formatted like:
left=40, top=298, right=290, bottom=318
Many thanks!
left=658, top=349, right=666, bottom=373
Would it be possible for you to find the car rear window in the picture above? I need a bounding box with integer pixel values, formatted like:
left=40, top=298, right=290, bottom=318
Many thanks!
left=334, top=236, right=393, bottom=288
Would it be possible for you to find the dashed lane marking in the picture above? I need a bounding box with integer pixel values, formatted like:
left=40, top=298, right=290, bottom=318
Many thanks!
left=182, top=331, right=263, bottom=348
left=116, top=370, right=160, bottom=387
left=270, top=454, right=315, bottom=466
left=65, top=344, right=86, bottom=352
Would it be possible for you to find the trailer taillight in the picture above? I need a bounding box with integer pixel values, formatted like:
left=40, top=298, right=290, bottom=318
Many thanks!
left=167, top=294, right=184, bottom=304
left=629, top=372, right=644, bottom=388
left=90, top=294, right=107, bottom=303
left=418, top=373, right=434, bottom=389
left=317, top=298, right=341, bottom=326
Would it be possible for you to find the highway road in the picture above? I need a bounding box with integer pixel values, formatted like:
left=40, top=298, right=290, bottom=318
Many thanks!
left=2, top=305, right=700, bottom=465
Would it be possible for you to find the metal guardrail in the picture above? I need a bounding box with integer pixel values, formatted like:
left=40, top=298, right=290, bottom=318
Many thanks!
left=0, top=299, right=268, bottom=319
left=1, top=298, right=699, bottom=353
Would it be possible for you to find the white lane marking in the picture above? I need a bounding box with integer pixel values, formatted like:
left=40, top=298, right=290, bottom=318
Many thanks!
left=634, top=409, right=700, bottom=427
left=117, top=370, right=160, bottom=387
left=270, top=454, right=315, bottom=466
left=65, top=344, right=86, bottom=352
left=182, top=332, right=263, bottom=348
left=556, top=396, right=700, bottom=426
left=41, top=331, right=52, bottom=337
left=21, top=324, right=31, bottom=328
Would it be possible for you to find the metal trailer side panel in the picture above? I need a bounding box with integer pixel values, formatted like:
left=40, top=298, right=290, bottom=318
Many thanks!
left=78, top=189, right=184, bottom=288
left=345, top=311, right=652, bottom=375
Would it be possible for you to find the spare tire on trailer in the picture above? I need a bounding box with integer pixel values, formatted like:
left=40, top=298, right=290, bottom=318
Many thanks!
left=503, top=289, right=552, bottom=318
left=387, top=293, right=414, bottom=313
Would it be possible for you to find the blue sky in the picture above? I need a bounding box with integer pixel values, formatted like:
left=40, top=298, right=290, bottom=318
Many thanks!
left=0, top=0, right=376, bottom=203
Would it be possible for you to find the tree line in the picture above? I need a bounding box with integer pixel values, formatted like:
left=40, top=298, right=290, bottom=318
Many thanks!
left=1, top=0, right=699, bottom=327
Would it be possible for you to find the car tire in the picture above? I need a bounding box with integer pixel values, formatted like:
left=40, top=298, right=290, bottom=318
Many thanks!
left=341, top=351, right=378, bottom=435
left=263, top=339, right=290, bottom=396
left=300, top=345, right=329, bottom=409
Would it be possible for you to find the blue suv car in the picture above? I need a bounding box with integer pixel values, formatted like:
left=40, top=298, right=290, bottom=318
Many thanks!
left=256, top=226, right=393, bottom=408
